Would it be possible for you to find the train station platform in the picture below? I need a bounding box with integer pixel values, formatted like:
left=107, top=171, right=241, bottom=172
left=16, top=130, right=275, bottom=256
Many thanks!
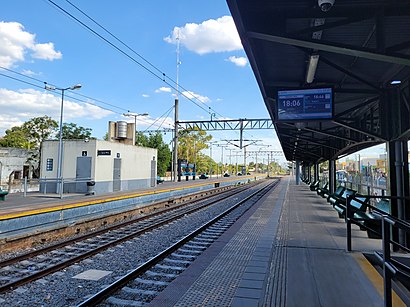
left=0, top=176, right=258, bottom=242
left=149, top=176, right=406, bottom=306
left=0, top=176, right=251, bottom=219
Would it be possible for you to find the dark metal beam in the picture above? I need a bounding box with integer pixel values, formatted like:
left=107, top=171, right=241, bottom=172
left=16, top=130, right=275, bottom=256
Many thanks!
left=334, top=88, right=380, bottom=94
left=335, top=96, right=380, bottom=118
left=281, top=133, right=340, bottom=151
left=319, top=56, right=381, bottom=91
left=288, top=16, right=370, bottom=36
left=236, top=3, right=410, bottom=19
left=388, top=40, right=410, bottom=52
left=332, top=119, right=387, bottom=141
left=248, top=31, right=410, bottom=66
left=300, top=126, right=359, bottom=143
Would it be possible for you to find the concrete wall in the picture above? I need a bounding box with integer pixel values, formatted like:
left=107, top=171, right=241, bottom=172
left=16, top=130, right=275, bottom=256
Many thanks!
left=0, top=148, right=35, bottom=190
left=40, top=140, right=157, bottom=193
left=0, top=176, right=259, bottom=240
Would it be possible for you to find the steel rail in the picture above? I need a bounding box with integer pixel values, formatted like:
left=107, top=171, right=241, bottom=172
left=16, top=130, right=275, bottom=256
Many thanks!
left=78, top=179, right=278, bottom=306
left=0, top=180, right=264, bottom=293
left=0, top=184, right=244, bottom=268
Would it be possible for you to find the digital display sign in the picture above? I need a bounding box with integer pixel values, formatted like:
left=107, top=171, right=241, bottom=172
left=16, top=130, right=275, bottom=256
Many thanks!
left=277, top=87, right=333, bottom=121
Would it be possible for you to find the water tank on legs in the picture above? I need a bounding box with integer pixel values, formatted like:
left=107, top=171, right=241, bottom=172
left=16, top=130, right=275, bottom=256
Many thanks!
left=116, top=121, right=128, bottom=139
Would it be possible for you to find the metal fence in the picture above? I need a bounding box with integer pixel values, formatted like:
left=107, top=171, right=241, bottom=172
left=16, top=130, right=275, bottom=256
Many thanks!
left=18, top=177, right=93, bottom=198
left=345, top=194, right=410, bottom=307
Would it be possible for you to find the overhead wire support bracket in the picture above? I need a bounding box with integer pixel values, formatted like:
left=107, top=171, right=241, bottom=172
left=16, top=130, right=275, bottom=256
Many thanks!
left=177, top=118, right=274, bottom=131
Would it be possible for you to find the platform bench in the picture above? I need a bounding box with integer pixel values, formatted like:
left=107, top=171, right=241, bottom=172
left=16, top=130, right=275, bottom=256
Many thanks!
left=334, top=194, right=368, bottom=219
left=317, top=183, right=329, bottom=197
left=326, top=186, right=346, bottom=204
left=353, top=199, right=390, bottom=239
left=332, top=189, right=357, bottom=217
left=0, top=189, right=8, bottom=201
left=330, top=188, right=356, bottom=206
left=309, top=180, right=320, bottom=191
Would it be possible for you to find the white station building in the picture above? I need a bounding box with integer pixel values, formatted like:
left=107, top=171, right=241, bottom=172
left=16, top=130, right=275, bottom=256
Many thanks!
left=40, top=121, right=157, bottom=194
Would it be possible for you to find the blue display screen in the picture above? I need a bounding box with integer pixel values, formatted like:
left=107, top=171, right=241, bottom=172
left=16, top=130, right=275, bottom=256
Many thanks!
left=277, top=88, right=333, bottom=121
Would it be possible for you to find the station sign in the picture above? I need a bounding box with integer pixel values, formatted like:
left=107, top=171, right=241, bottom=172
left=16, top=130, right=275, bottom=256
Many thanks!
left=97, top=150, right=111, bottom=156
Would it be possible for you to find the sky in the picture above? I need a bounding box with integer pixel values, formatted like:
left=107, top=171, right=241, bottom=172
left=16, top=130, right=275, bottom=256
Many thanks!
left=0, top=0, right=290, bottom=165
left=0, top=0, right=390, bottom=166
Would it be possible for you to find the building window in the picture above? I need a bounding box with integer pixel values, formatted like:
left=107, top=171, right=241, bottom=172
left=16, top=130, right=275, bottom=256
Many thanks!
left=46, top=158, right=53, bottom=171
left=14, top=171, right=22, bottom=180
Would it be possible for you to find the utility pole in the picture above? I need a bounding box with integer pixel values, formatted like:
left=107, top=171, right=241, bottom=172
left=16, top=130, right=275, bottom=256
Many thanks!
left=173, top=32, right=181, bottom=182
left=244, top=146, right=247, bottom=174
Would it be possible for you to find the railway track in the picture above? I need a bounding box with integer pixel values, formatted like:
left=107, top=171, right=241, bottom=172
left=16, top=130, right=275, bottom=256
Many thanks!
left=78, top=179, right=279, bottom=306
left=0, top=179, right=267, bottom=294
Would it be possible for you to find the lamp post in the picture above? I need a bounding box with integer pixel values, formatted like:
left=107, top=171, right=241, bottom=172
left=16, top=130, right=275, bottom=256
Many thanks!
left=123, top=112, right=149, bottom=144
left=45, top=82, right=82, bottom=195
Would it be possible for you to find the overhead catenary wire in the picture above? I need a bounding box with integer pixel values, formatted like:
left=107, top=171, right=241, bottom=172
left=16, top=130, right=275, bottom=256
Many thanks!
left=0, top=65, right=126, bottom=113
left=46, top=0, right=223, bottom=117
left=63, top=0, right=225, bottom=118
left=143, top=105, right=175, bottom=133
left=0, top=68, right=173, bottom=130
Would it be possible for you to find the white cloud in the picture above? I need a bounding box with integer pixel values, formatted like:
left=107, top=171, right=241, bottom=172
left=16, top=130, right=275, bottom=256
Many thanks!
left=142, top=94, right=150, bottom=98
left=181, top=90, right=210, bottom=103
left=155, top=87, right=172, bottom=93
left=31, top=42, right=62, bottom=60
left=164, top=16, right=242, bottom=55
left=0, top=21, right=62, bottom=68
left=0, top=88, right=112, bottom=135
left=21, top=69, right=39, bottom=76
left=226, top=56, right=248, bottom=67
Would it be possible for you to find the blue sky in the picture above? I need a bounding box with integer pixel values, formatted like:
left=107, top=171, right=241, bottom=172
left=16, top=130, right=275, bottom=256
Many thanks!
left=0, top=0, right=288, bottom=164
left=1, top=0, right=389, bottom=165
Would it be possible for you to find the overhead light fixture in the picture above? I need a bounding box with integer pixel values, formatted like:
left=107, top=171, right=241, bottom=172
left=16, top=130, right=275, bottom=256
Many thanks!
left=390, top=80, right=401, bottom=85
left=306, top=54, right=319, bottom=83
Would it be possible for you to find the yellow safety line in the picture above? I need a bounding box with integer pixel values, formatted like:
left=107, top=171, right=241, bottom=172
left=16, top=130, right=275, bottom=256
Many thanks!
left=0, top=176, right=261, bottom=221
left=353, top=252, right=405, bottom=306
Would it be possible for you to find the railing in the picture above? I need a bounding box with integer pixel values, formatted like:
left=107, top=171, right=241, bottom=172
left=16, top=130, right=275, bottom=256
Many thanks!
left=338, top=178, right=387, bottom=197
left=345, top=194, right=410, bottom=307
left=22, top=177, right=93, bottom=199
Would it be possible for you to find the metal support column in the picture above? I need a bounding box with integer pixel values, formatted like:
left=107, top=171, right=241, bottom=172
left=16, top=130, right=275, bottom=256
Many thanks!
left=329, top=159, right=336, bottom=194
left=296, top=160, right=300, bottom=185
left=389, top=140, right=409, bottom=247
left=314, top=163, right=319, bottom=182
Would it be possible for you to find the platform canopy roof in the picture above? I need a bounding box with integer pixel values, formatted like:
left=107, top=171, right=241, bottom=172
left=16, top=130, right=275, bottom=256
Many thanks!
left=227, top=0, right=410, bottom=163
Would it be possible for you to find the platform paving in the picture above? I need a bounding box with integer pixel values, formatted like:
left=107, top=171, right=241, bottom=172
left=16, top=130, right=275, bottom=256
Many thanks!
left=149, top=177, right=390, bottom=306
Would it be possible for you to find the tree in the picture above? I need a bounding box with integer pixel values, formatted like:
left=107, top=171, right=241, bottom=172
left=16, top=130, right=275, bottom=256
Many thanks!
left=135, top=132, right=149, bottom=147
left=62, top=123, right=93, bottom=139
left=22, top=116, right=58, bottom=148
left=147, top=133, right=171, bottom=176
left=0, top=116, right=58, bottom=177
left=178, top=128, right=212, bottom=164
left=135, top=132, right=171, bottom=176
left=21, top=116, right=58, bottom=178
left=103, top=132, right=109, bottom=141
left=0, top=126, right=34, bottom=149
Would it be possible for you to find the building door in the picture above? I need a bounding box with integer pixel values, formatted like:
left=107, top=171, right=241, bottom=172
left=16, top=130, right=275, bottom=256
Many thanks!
left=76, top=157, right=92, bottom=193
left=151, top=158, right=156, bottom=187
left=113, top=158, right=121, bottom=192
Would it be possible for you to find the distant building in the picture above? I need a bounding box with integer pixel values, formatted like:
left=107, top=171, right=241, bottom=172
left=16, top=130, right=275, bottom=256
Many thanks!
left=0, top=147, right=36, bottom=191
left=40, top=139, right=157, bottom=194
